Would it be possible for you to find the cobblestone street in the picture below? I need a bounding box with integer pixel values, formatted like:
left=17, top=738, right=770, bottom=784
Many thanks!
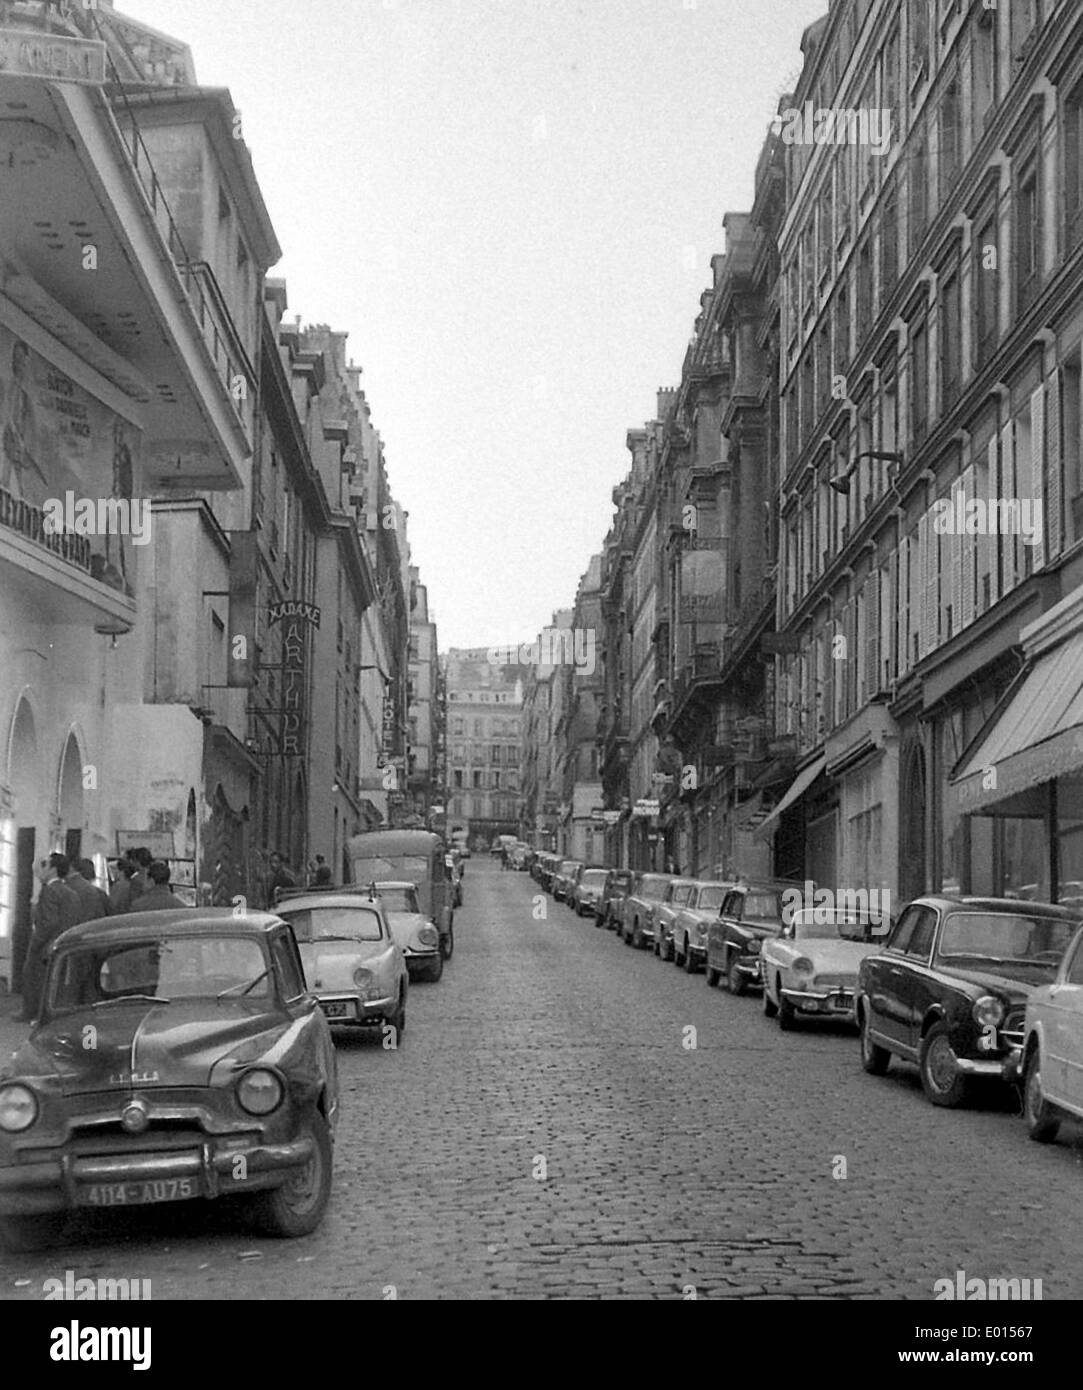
left=2, top=859, right=1081, bottom=1301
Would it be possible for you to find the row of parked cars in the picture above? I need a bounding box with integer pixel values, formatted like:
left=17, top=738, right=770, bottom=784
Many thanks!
left=0, top=831, right=460, bottom=1252
left=531, top=855, right=1083, bottom=1148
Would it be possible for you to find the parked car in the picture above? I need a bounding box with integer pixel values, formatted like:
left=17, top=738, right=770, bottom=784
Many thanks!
left=0, top=908, right=338, bottom=1252
left=597, top=869, right=633, bottom=929
left=373, top=881, right=445, bottom=983
left=672, top=881, right=735, bottom=973
left=536, top=853, right=560, bottom=891
left=706, top=881, right=807, bottom=995
left=856, top=896, right=1080, bottom=1108
left=653, top=879, right=698, bottom=960
left=569, top=867, right=608, bottom=917
left=347, top=829, right=454, bottom=960
left=759, top=905, right=883, bottom=1029
left=275, top=892, right=408, bottom=1036
left=1020, top=920, right=1083, bottom=1144
left=552, top=859, right=582, bottom=902
left=619, top=873, right=674, bottom=949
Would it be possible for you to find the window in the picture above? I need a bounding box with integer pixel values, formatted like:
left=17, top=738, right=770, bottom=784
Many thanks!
left=271, top=932, right=306, bottom=1000
left=1016, top=146, right=1042, bottom=313
left=881, top=175, right=899, bottom=295
left=472, top=770, right=482, bottom=789
left=939, top=71, right=961, bottom=202
left=910, top=302, right=930, bottom=444
left=971, top=5, right=998, bottom=137
left=973, top=200, right=999, bottom=369
left=940, top=261, right=961, bottom=409
left=834, top=283, right=849, bottom=377
left=890, top=904, right=924, bottom=952
left=879, top=356, right=899, bottom=457
left=909, top=119, right=928, bottom=256
left=801, top=222, right=816, bottom=320
left=856, top=233, right=873, bottom=341
left=905, top=907, right=938, bottom=960
left=909, top=0, right=930, bottom=86
left=818, top=185, right=834, bottom=282
left=1066, top=78, right=1083, bottom=254
left=1010, top=0, right=1040, bottom=66
left=1065, top=354, right=1083, bottom=543
left=453, top=770, right=463, bottom=789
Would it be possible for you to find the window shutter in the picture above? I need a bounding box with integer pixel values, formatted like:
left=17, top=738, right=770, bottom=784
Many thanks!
left=918, top=510, right=933, bottom=658
left=864, top=570, right=880, bottom=694
left=823, top=625, right=835, bottom=734
left=1000, top=421, right=1015, bottom=590
left=846, top=600, right=857, bottom=718
left=1046, top=372, right=1061, bottom=563
left=950, top=478, right=963, bottom=638
left=908, top=527, right=922, bottom=668
left=960, top=464, right=976, bottom=630
left=1031, top=384, right=1046, bottom=570
left=987, top=434, right=1000, bottom=606
left=814, top=632, right=824, bottom=738
left=880, top=561, right=895, bottom=689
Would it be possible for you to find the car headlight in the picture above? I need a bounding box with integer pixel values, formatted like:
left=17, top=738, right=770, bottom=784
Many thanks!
left=744, top=938, right=761, bottom=954
left=973, top=995, right=1005, bottom=1028
left=236, top=1068, right=282, bottom=1116
left=695, top=923, right=707, bottom=941
left=0, top=1084, right=38, bottom=1133
left=792, top=956, right=814, bottom=977
left=417, top=925, right=439, bottom=946
left=353, top=967, right=375, bottom=992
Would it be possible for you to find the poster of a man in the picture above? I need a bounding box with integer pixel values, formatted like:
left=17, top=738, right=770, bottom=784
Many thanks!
left=1, top=337, right=48, bottom=505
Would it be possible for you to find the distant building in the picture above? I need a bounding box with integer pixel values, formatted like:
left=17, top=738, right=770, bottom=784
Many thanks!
left=444, top=649, right=522, bottom=847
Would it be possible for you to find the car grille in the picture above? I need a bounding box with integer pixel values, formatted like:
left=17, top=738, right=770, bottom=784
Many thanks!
left=811, top=974, right=853, bottom=990
left=1000, top=1007, right=1025, bottom=1049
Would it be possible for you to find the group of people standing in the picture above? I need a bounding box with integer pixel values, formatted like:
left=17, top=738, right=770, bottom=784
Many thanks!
left=17, top=848, right=186, bottom=1022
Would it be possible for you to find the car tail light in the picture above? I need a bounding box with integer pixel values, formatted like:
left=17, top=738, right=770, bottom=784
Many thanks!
left=417, top=925, right=439, bottom=947
left=236, top=1068, right=282, bottom=1116
left=0, top=1084, right=38, bottom=1132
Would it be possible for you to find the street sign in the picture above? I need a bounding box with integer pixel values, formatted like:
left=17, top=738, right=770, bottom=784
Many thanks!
left=602, top=811, right=622, bottom=825
left=632, top=798, right=660, bottom=819
left=651, top=772, right=674, bottom=787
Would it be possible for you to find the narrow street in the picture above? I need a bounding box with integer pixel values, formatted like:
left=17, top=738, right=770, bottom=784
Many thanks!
left=2, top=858, right=1081, bottom=1301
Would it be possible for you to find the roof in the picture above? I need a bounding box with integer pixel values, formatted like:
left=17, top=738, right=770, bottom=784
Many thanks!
left=348, top=830, right=443, bottom=852
left=921, top=895, right=1083, bottom=920
left=52, top=908, right=283, bottom=949
left=275, top=893, right=384, bottom=915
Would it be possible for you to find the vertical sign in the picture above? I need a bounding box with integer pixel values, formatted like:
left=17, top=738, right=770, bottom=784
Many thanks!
left=268, top=602, right=321, bottom=758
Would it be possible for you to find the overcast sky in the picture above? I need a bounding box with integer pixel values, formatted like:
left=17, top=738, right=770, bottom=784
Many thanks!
left=125, top=0, right=826, bottom=649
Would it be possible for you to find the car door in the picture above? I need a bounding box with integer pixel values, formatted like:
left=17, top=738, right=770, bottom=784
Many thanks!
left=866, top=906, right=925, bottom=1047
left=896, top=906, right=940, bottom=1054
left=1046, top=935, right=1083, bottom=1109
left=711, top=889, right=743, bottom=970
left=763, top=917, right=796, bottom=999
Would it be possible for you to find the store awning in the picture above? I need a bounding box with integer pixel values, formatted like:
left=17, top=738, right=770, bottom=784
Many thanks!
left=753, top=756, right=825, bottom=840
left=952, top=635, right=1083, bottom=814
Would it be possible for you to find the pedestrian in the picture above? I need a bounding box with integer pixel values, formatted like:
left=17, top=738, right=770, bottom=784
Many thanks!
left=108, top=858, right=137, bottom=915
left=71, top=857, right=110, bottom=920
left=313, top=864, right=333, bottom=886
left=132, top=861, right=187, bottom=911
left=307, top=853, right=328, bottom=887
left=268, top=851, right=296, bottom=897
left=500, top=845, right=508, bottom=870
left=18, top=854, right=81, bottom=1022
left=128, top=846, right=153, bottom=903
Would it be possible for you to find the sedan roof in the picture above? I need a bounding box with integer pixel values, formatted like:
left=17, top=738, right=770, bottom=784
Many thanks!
left=52, top=907, right=284, bottom=949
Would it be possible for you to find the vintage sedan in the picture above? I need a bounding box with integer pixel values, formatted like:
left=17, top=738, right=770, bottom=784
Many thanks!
left=275, top=892, right=408, bottom=1036
left=619, top=873, right=674, bottom=950
left=569, top=867, right=608, bottom=917
left=1019, top=921, right=1083, bottom=1144
left=551, top=859, right=582, bottom=902
left=856, top=896, right=1080, bottom=1108
left=760, top=907, right=884, bottom=1029
left=653, top=879, right=698, bottom=961
left=706, top=881, right=807, bottom=995
left=673, top=881, right=736, bottom=973
left=597, top=869, right=633, bottom=930
left=373, top=881, right=444, bottom=983
left=0, top=909, right=338, bottom=1252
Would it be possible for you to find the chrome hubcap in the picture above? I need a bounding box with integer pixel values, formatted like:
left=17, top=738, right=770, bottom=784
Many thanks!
left=926, top=1035, right=957, bottom=1091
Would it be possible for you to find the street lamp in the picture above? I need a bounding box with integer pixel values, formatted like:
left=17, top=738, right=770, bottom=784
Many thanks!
left=828, top=450, right=905, bottom=495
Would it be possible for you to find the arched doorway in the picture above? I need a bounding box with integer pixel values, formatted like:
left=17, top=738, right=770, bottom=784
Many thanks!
left=6, top=698, right=41, bottom=990
left=57, top=731, right=85, bottom=861
left=900, top=739, right=927, bottom=902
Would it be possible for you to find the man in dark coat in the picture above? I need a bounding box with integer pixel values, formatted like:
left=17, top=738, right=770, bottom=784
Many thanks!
left=18, top=854, right=80, bottom=1021
left=127, top=847, right=153, bottom=904
left=108, top=858, right=136, bottom=915
left=71, top=858, right=109, bottom=920
left=133, top=861, right=187, bottom=911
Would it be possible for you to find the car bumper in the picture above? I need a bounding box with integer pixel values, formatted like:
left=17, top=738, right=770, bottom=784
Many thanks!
left=733, top=956, right=762, bottom=980
left=0, top=1133, right=316, bottom=1215
left=316, top=992, right=395, bottom=1024
left=780, top=986, right=855, bottom=1016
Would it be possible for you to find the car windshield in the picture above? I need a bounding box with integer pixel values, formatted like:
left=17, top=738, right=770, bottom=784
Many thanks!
left=581, top=870, right=608, bottom=887
left=790, top=910, right=878, bottom=942
left=937, top=911, right=1076, bottom=965
left=610, top=872, right=632, bottom=888
left=282, top=906, right=384, bottom=943
left=640, top=876, right=670, bottom=899
left=48, top=936, right=271, bottom=1012
left=559, top=861, right=580, bottom=875
left=742, top=892, right=783, bottom=923
left=696, top=886, right=729, bottom=910
left=375, top=886, right=421, bottom=913
left=352, top=855, right=428, bottom=880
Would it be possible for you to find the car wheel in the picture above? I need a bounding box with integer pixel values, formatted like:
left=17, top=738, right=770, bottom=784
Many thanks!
left=1023, top=1046, right=1061, bottom=1143
left=594, top=911, right=605, bottom=929
left=859, top=1002, right=891, bottom=1075
left=252, top=1113, right=332, bottom=1238
left=423, top=952, right=443, bottom=983
left=762, top=981, right=778, bottom=1017
left=705, top=965, right=720, bottom=988
left=777, top=985, right=797, bottom=1031
left=441, top=925, right=454, bottom=961
left=683, top=945, right=698, bottom=974
left=673, top=937, right=683, bottom=967
left=727, top=957, right=747, bottom=996
left=919, top=1023, right=969, bottom=1108
left=388, top=985, right=406, bottom=1041
left=0, top=1213, right=68, bottom=1253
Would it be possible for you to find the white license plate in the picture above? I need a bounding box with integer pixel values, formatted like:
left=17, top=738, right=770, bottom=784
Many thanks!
left=81, top=1177, right=198, bottom=1207
left=321, top=1001, right=352, bottom=1020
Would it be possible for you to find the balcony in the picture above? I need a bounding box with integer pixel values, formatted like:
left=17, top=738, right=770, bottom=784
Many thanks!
left=667, top=644, right=728, bottom=740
